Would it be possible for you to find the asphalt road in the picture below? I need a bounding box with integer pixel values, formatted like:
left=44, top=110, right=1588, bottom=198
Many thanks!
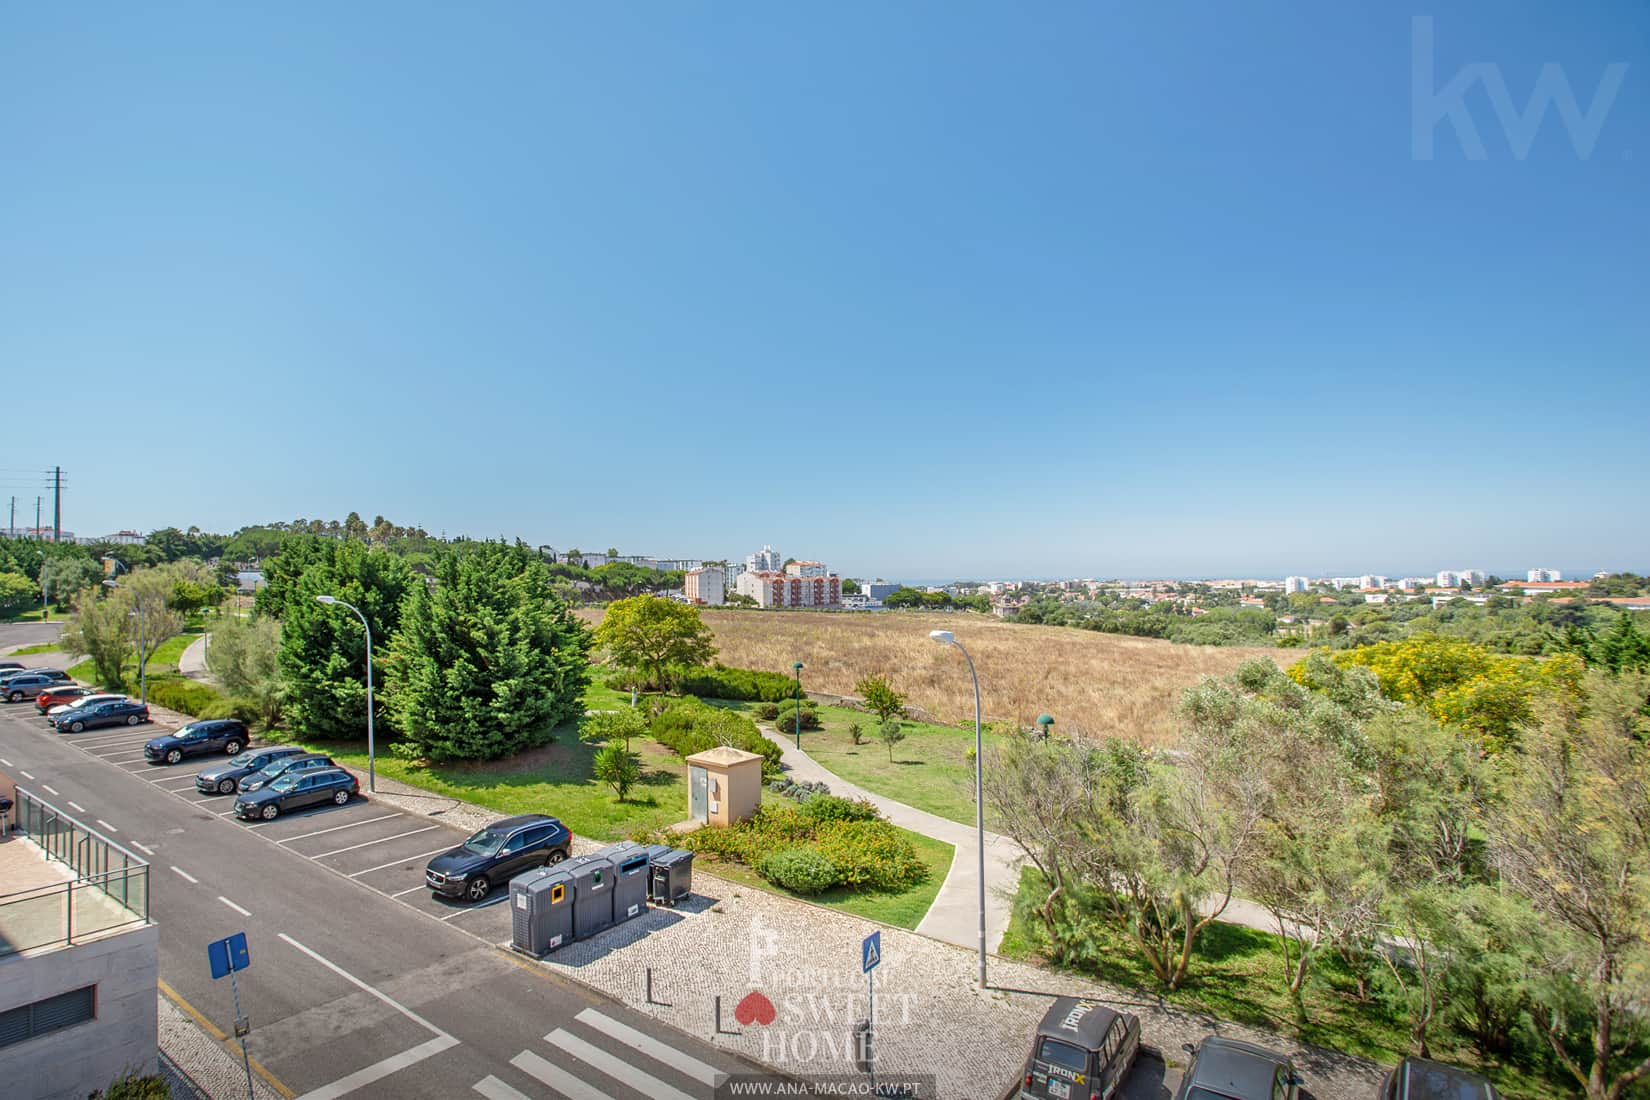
left=0, top=699, right=782, bottom=1100
left=0, top=619, right=63, bottom=652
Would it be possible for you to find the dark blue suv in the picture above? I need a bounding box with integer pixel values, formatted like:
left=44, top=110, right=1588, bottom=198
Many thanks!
left=144, top=720, right=249, bottom=765
left=425, top=814, right=571, bottom=902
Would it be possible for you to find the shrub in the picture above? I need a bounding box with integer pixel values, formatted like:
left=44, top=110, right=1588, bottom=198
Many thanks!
left=755, top=702, right=780, bottom=721
left=773, top=700, right=821, bottom=731
left=147, top=679, right=257, bottom=724
left=592, top=742, right=640, bottom=801
left=814, top=819, right=928, bottom=890
left=92, top=1073, right=171, bottom=1100
left=800, top=794, right=879, bottom=825
left=877, top=718, right=907, bottom=761
left=650, top=698, right=783, bottom=775
left=848, top=722, right=866, bottom=745
left=759, top=846, right=838, bottom=895
left=675, top=663, right=800, bottom=702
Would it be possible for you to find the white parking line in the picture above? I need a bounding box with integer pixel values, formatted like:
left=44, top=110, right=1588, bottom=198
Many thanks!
left=40, top=783, right=59, bottom=796
left=132, top=842, right=155, bottom=856
left=96, top=819, right=119, bottom=833
left=67, top=801, right=86, bottom=813
left=349, top=847, right=452, bottom=879
left=219, top=896, right=251, bottom=917
left=473, top=1076, right=531, bottom=1100
left=509, top=1052, right=609, bottom=1100
left=573, top=1008, right=725, bottom=1086
left=278, top=813, right=401, bottom=843
left=310, top=825, right=439, bottom=860
left=438, top=896, right=509, bottom=921
left=171, top=866, right=198, bottom=884
left=0, top=757, right=11, bottom=767
left=101, top=755, right=150, bottom=765
left=278, top=933, right=457, bottom=1100
left=544, top=1029, right=695, bottom=1100
left=19, top=770, right=34, bottom=780
left=389, top=885, right=427, bottom=898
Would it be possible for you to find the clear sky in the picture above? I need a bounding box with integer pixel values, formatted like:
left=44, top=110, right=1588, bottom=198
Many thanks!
left=3, top=3, right=1645, bottom=580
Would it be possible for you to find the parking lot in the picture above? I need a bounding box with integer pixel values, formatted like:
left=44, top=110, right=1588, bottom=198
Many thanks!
left=41, top=714, right=522, bottom=945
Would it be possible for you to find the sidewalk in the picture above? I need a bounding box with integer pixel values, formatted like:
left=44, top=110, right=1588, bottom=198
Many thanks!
left=178, top=635, right=212, bottom=682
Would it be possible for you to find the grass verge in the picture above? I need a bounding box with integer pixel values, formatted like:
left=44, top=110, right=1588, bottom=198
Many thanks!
left=7, top=642, right=58, bottom=656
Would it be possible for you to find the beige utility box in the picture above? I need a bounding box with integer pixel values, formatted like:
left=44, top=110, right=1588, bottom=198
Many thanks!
left=684, top=746, right=764, bottom=827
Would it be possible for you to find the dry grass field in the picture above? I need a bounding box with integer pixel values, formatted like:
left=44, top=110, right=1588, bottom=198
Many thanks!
left=578, top=608, right=1292, bottom=747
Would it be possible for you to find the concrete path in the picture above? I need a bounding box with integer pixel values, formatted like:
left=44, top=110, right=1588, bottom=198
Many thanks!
left=178, top=633, right=212, bottom=682
left=758, top=726, right=1285, bottom=952
left=758, top=726, right=1026, bottom=952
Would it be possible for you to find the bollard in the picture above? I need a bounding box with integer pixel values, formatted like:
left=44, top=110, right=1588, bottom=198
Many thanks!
left=645, top=967, right=671, bottom=1007
left=713, top=995, right=741, bottom=1036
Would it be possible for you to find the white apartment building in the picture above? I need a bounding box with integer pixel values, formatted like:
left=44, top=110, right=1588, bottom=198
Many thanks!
left=745, top=545, right=782, bottom=573
left=683, top=566, right=725, bottom=606
left=1359, top=575, right=1387, bottom=589
left=1460, top=569, right=1487, bottom=586
left=1398, top=577, right=1432, bottom=590
left=1284, top=576, right=1311, bottom=594
left=1330, top=577, right=1361, bottom=591
left=737, top=569, right=842, bottom=608
left=785, top=560, right=828, bottom=578
left=1436, top=570, right=1460, bottom=588
left=1527, top=568, right=1562, bottom=583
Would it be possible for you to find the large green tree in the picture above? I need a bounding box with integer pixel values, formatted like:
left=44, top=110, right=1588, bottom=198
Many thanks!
left=273, top=539, right=415, bottom=739
left=207, top=613, right=285, bottom=729
left=384, top=542, right=590, bottom=761
left=593, top=595, right=716, bottom=691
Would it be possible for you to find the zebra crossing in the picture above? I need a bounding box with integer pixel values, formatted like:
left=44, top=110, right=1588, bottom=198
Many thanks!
left=471, top=1007, right=733, bottom=1100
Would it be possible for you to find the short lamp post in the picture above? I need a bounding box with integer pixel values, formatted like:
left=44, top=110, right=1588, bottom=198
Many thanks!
left=929, top=629, right=987, bottom=989
left=103, top=579, right=146, bottom=705
left=791, top=661, right=805, bottom=749
left=316, top=595, right=375, bottom=793
left=1035, top=713, right=1054, bottom=740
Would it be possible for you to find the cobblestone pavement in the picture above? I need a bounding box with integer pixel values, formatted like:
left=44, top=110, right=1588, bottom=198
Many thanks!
left=158, top=993, right=285, bottom=1100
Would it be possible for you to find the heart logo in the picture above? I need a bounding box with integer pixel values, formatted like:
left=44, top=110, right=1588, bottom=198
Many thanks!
left=734, top=990, right=777, bottom=1026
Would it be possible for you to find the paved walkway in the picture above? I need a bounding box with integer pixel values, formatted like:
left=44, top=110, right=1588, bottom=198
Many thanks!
left=757, top=726, right=1284, bottom=950
left=178, top=634, right=211, bottom=681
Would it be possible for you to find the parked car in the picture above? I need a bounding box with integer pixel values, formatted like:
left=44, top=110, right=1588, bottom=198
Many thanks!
left=1018, top=996, right=1141, bottom=1100
left=1175, top=1036, right=1302, bottom=1100
left=425, top=814, right=572, bottom=902
left=48, top=693, right=126, bottom=718
left=35, top=685, right=96, bottom=714
left=236, top=753, right=337, bottom=792
left=1379, top=1058, right=1500, bottom=1100
left=142, top=720, right=250, bottom=765
left=0, top=660, right=25, bottom=672
left=4, top=673, right=66, bottom=702
left=1, top=667, right=68, bottom=688
left=234, top=767, right=358, bottom=820
left=196, top=746, right=310, bottom=795
left=54, top=699, right=150, bottom=732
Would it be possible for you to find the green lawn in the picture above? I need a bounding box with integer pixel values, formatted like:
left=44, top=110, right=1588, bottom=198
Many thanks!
left=694, top=825, right=953, bottom=930
left=67, top=628, right=201, bottom=688
left=0, top=608, right=50, bottom=623
left=7, top=642, right=57, bottom=656
left=709, top=699, right=1004, bottom=828
left=999, top=868, right=1569, bottom=1100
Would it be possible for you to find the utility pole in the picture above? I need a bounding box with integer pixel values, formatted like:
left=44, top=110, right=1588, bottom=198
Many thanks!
left=35, top=497, right=42, bottom=541
left=51, top=466, right=62, bottom=543
left=7, top=497, right=13, bottom=538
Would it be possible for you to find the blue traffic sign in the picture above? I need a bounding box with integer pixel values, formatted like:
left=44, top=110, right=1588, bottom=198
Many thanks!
left=208, top=932, right=250, bottom=980
left=862, top=930, right=881, bottom=973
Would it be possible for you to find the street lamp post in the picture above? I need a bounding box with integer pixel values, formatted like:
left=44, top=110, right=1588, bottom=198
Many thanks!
left=317, top=595, right=375, bottom=793
left=930, top=629, right=987, bottom=989
left=102, top=579, right=147, bottom=706
left=791, top=661, right=805, bottom=749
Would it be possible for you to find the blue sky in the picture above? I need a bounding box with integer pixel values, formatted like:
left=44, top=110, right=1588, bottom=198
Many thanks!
left=3, top=3, right=1645, bottom=579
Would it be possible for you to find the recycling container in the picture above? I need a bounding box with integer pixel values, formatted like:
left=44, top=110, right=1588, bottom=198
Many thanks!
left=651, top=849, right=695, bottom=907
left=568, top=854, right=615, bottom=939
left=612, top=849, right=650, bottom=922
left=510, top=866, right=574, bottom=956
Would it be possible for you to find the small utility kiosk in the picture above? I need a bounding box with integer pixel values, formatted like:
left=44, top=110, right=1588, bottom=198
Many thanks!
left=684, top=745, right=764, bottom=827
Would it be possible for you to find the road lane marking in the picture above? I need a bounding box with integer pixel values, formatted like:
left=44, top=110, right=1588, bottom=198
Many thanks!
left=510, top=1051, right=611, bottom=1100
left=0, top=757, right=11, bottom=766
left=19, top=770, right=34, bottom=780
left=277, top=932, right=454, bottom=1036
left=68, top=800, right=87, bottom=813
left=438, top=895, right=509, bottom=920
left=292, top=1034, right=458, bottom=1100
left=133, top=842, right=155, bottom=855
left=159, top=979, right=294, bottom=1099
left=171, top=866, right=198, bottom=884
left=573, top=1008, right=726, bottom=1085
left=348, top=846, right=452, bottom=878
left=219, top=896, right=251, bottom=916
left=547, top=1030, right=696, bottom=1100
left=473, top=1076, right=531, bottom=1100
left=278, top=812, right=401, bottom=843
left=310, top=825, right=439, bottom=860
left=40, top=783, right=59, bottom=796
left=96, top=819, right=119, bottom=833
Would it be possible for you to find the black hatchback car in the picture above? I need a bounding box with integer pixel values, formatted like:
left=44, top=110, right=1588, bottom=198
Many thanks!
left=1175, top=1036, right=1302, bottom=1100
left=54, top=699, right=151, bottom=732
left=196, top=746, right=310, bottom=795
left=143, top=720, right=249, bottom=765
left=1379, top=1057, right=1500, bottom=1100
left=237, top=753, right=336, bottom=793
left=1019, top=997, right=1141, bottom=1100
left=425, top=814, right=572, bottom=902
left=235, top=767, right=359, bottom=820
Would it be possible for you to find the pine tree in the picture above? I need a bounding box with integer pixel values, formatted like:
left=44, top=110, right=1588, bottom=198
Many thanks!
left=385, top=542, right=591, bottom=761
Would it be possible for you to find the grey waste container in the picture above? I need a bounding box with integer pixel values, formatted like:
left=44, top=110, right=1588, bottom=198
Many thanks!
left=642, top=844, right=674, bottom=902
left=612, top=849, right=650, bottom=923
left=569, top=854, right=615, bottom=939
left=651, top=849, right=695, bottom=907
left=510, top=866, right=574, bottom=956
left=600, top=840, right=643, bottom=863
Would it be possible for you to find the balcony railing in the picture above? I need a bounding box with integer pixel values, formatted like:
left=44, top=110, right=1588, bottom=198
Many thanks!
left=0, top=787, right=150, bottom=957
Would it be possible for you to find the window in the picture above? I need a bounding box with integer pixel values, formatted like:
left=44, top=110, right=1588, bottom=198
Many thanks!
left=1036, top=1037, right=1088, bottom=1073
left=503, top=832, right=531, bottom=853
left=0, top=986, right=95, bottom=1049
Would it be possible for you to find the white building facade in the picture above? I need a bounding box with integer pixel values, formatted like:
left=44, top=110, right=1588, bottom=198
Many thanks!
left=684, top=566, right=725, bottom=606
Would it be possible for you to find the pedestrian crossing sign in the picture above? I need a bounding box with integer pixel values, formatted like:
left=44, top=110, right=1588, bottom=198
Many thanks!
left=862, top=930, right=881, bottom=973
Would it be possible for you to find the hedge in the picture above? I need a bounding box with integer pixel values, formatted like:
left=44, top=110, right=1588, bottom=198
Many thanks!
left=676, top=801, right=928, bottom=895
left=609, top=663, right=803, bottom=703
left=146, top=679, right=258, bottom=725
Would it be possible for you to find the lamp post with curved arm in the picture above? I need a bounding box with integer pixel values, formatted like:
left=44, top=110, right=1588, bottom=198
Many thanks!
left=929, top=628, right=986, bottom=989
left=316, top=595, right=375, bottom=792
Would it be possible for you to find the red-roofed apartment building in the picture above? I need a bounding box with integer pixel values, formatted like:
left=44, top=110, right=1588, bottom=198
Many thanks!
left=737, top=570, right=842, bottom=608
